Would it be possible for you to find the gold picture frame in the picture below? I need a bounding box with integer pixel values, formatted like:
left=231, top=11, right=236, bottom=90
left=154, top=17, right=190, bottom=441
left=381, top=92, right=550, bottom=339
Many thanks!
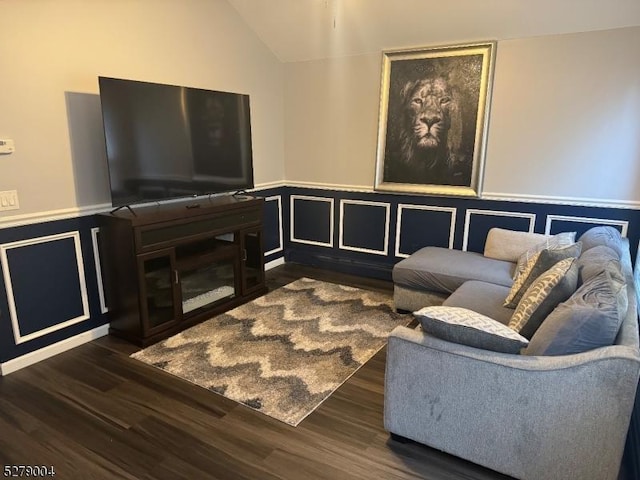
left=374, top=42, right=496, bottom=197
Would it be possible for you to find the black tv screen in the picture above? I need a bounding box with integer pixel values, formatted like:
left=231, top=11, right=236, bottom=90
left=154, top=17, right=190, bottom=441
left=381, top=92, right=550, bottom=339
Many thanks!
left=98, top=77, right=254, bottom=207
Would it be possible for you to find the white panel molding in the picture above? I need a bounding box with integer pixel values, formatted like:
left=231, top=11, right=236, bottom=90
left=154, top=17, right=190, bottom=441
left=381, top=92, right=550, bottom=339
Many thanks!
left=0, top=231, right=91, bottom=345
left=544, top=215, right=629, bottom=237
left=0, top=184, right=283, bottom=230
left=288, top=182, right=640, bottom=210
left=463, top=209, right=536, bottom=251
left=482, top=192, right=640, bottom=210
left=0, top=203, right=112, bottom=229
left=286, top=180, right=374, bottom=193
left=290, top=195, right=334, bottom=247
left=264, top=195, right=284, bottom=256
left=338, top=199, right=390, bottom=256
left=395, top=204, right=457, bottom=258
left=90, top=227, right=108, bottom=314
left=0, top=184, right=635, bottom=231
left=0, top=324, right=109, bottom=376
left=252, top=180, right=288, bottom=190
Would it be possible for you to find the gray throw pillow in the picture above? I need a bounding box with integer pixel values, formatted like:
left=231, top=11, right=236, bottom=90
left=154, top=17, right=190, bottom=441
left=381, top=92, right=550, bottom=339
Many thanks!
left=576, top=245, right=620, bottom=284
left=414, top=306, right=529, bottom=354
left=525, top=262, right=627, bottom=356
left=504, top=242, right=582, bottom=308
left=579, top=226, right=625, bottom=258
left=508, top=258, right=579, bottom=339
left=513, top=231, right=577, bottom=278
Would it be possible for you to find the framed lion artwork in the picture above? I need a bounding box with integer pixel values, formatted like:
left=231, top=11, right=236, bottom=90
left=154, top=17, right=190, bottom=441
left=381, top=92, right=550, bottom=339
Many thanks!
left=374, top=42, right=496, bottom=197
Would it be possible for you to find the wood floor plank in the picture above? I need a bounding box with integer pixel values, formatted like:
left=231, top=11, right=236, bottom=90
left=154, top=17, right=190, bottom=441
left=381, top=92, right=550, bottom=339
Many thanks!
left=0, top=376, right=163, bottom=478
left=129, top=415, right=282, bottom=480
left=0, top=263, right=513, bottom=479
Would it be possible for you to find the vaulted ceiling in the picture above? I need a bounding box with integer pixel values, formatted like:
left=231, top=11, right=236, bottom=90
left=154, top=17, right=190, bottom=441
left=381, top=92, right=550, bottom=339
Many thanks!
left=227, top=0, right=640, bottom=62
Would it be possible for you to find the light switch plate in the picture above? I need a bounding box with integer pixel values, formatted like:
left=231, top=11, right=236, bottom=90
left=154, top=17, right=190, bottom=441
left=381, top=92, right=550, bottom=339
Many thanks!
left=0, top=190, right=19, bottom=211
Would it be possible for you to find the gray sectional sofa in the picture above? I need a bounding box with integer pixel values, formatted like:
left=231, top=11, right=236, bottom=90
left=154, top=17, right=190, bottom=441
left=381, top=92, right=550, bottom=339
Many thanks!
left=384, top=227, right=640, bottom=480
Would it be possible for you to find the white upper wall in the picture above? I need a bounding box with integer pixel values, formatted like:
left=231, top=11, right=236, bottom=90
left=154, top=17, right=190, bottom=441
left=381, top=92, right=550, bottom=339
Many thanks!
left=0, top=0, right=284, bottom=218
left=483, top=27, right=640, bottom=204
left=228, top=0, right=640, bottom=63
left=284, top=53, right=382, bottom=190
left=2, top=1, right=638, bottom=217
left=284, top=26, right=640, bottom=206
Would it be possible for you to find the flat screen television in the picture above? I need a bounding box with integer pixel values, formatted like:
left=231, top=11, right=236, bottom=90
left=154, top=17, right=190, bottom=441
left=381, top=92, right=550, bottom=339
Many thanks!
left=98, top=77, right=254, bottom=207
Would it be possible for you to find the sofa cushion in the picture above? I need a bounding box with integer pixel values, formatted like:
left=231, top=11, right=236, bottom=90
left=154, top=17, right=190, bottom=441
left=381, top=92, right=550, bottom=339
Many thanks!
left=514, top=231, right=577, bottom=278
left=525, top=262, right=627, bottom=355
left=393, top=285, right=448, bottom=313
left=508, top=258, right=579, bottom=339
left=414, top=306, right=529, bottom=354
left=576, top=245, right=620, bottom=284
left=392, top=246, right=514, bottom=295
left=579, top=226, right=625, bottom=257
left=504, top=242, right=582, bottom=308
left=444, top=281, right=514, bottom=325
left=483, top=228, right=550, bottom=263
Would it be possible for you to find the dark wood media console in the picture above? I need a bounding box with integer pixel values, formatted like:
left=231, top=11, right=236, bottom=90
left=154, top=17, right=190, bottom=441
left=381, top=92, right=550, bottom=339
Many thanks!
left=98, top=195, right=267, bottom=347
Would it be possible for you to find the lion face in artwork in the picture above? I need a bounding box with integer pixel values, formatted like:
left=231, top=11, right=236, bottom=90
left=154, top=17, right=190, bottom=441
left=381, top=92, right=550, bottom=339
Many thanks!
left=401, top=77, right=455, bottom=161
left=384, top=72, right=470, bottom=187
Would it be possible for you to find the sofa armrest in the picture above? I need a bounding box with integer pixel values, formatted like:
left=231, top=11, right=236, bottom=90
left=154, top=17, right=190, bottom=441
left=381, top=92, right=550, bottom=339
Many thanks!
left=384, top=326, right=640, bottom=480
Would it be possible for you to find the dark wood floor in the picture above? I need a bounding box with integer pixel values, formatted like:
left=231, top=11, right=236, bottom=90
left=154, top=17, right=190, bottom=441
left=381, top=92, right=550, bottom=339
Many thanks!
left=0, top=263, right=513, bottom=480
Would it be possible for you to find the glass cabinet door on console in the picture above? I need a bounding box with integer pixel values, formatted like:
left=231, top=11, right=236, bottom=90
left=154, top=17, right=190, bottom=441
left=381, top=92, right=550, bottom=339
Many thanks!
left=174, top=234, right=240, bottom=317
left=138, top=249, right=180, bottom=335
left=178, top=254, right=240, bottom=316
left=240, top=227, right=264, bottom=295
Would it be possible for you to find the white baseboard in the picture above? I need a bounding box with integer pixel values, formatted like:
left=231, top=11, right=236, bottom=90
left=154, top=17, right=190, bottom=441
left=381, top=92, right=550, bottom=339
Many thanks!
left=0, top=324, right=110, bottom=376
left=265, top=257, right=285, bottom=270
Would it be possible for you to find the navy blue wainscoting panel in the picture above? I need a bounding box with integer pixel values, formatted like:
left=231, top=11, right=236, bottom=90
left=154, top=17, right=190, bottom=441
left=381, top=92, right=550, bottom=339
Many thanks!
left=290, top=195, right=333, bottom=247
left=340, top=200, right=389, bottom=255
left=284, top=186, right=640, bottom=280
left=0, top=215, right=108, bottom=363
left=255, top=189, right=284, bottom=260
left=546, top=215, right=628, bottom=238
left=396, top=205, right=456, bottom=256
left=5, top=235, right=86, bottom=339
left=463, top=210, right=535, bottom=254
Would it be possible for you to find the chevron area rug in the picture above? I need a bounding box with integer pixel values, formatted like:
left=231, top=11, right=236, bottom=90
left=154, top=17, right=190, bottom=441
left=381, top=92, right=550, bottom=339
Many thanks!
left=131, top=277, right=408, bottom=426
